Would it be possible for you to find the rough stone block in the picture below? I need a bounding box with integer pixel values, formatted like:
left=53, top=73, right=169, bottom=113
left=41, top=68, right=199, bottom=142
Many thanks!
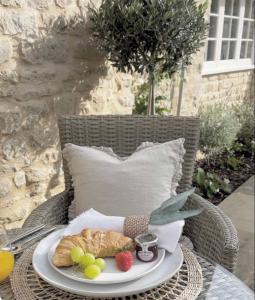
left=117, top=87, right=135, bottom=108
left=0, top=84, right=15, bottom=98
left=55, top=0, right=73, bottom=8
left=0, top=178, right=12, bottom=198
left=53, top=94, right=76, bottom=114
left=78, top=0, right=100, bottom=10
left=27, top=0, right=51, bottom=9
left=31, top=195, right=47, bottom=207
left=73, top=39, right=103, bottom=59
left=0, top=204, right=27, bottom=223
left=14, top=170, right=26, bottom=187
left=2, top=138, right=29, bottom=161
left=0, top=102, right=22, bottom=134
left=0, top=111, right=22, bottom=134
left=0, top=164, right=13, bottom=175
left=0, top=69, right=18, bottom=83
left=40, top=149, right=59, bottom=164
left=22, top=104, right=48, bottom=130
left=26, top=168, right=49, bottom=183
left=0, top=39, right=12, bottom=64
left=30, top=182, right=47, bottom=196
left=19, top=67, right=56, bottom=83
left=21, top=37, right=70, bottom=64
left=0, top=0, right=24, bottom=7
left=0, top=10, right=38, bottom=36
left=14, top=84, right=61, bottom=101
left=42, top=10, right=85, bottom=35
left=219, top=80, right=234, bottom=90
left=30, top=119, right=58, bottom=148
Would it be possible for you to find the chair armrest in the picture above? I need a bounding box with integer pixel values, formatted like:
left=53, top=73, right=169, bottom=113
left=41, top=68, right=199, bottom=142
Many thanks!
left=22, top=190, right=73, bottom=228
left=183, top=193, right=239, bottom=273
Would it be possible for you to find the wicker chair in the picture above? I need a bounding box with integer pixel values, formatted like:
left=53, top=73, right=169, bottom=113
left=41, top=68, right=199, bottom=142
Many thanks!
left=23, top=115, right=239, bottom=272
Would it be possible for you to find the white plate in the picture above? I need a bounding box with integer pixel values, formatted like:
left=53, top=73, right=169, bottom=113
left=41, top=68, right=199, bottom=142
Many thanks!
left=33, top=229, right=183, bottom=298
left=48, top=240, right=165, bottom=284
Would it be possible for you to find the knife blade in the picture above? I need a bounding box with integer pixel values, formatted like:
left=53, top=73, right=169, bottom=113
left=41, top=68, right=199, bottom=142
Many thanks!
left=8, top=224, right=46, bottom=245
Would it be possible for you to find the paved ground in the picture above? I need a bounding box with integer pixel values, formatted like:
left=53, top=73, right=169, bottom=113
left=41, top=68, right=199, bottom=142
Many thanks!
left=219, top=176, right=254, bottom=290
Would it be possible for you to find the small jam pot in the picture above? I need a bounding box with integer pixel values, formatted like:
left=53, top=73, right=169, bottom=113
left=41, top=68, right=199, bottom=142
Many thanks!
left=135, top=233, right=158, bottom=262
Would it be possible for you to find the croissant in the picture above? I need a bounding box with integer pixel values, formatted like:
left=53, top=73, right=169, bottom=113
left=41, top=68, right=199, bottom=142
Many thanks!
left=52, top=228, right=134, bottom=267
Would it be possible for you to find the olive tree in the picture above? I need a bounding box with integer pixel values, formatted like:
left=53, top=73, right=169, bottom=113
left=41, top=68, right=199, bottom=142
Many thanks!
left=89, top=0, right=207, bottom=115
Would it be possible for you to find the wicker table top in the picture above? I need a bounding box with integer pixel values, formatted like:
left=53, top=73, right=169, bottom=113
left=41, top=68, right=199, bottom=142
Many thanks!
left=0, top=227, right=254, bottom=300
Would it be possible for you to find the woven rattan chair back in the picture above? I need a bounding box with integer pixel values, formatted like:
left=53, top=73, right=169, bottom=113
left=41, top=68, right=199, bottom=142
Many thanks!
left=58, top=115, right=200, bottom=192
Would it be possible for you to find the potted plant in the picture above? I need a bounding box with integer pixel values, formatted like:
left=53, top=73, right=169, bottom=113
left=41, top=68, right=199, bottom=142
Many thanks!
left=89, top=0, right=207, bottom=115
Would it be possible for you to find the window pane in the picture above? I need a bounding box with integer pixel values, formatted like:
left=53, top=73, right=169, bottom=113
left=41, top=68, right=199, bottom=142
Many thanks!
left=229, top=41, right=236, bottom=58
left=240, top=41, right=247, bottom=58
left=211, top=0, right=219, bottom=13
left=207, top=40, right=216, bottom=61
left=231, top=19, right=238, bottom=37
left=209, top=16, right=218, bottom=37
left=233, top=0, right=240, bottom=16
left=242, top=20, right=249, bottom=38
left=245, top=0, right=251, bottom=18
left=223, top=18, right=231, bottom=38
left=247, top=41, right=253, bottom=58
left=221, top=41, right=229, bottom=60
left=225, top=0, right=232, bottom=15
left=249, top=21, right=254, bottom=38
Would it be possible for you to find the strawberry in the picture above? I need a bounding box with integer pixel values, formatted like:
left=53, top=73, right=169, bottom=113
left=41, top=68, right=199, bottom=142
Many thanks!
left=115, top=251, right=133, bottom=272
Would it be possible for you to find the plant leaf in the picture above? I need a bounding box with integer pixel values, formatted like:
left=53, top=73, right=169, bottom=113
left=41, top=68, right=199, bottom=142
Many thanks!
left=220, top=182, right=232, bottom=194
left=159, top=188, right=196, bottom=212
left=195, top=168, right=205, bottom=186
left=149, top=208, right=203, bottom=225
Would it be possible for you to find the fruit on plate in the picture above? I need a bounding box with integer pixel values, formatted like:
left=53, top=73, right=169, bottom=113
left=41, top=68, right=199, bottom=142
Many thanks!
left=53, top=229, right=134, bottom=267
left=115, top=251, right=133, bottom=272
left=79, top=253, right=95, bottom=268
left=84, top=264, right=101, bottom=279
left=70, top=246, right=84, bottom=263
left=94, top=258, right=106, bottom=271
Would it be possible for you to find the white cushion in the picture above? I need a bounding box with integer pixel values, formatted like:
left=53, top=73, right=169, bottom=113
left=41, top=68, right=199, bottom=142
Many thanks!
left=64, top=139, right=185, bottom=218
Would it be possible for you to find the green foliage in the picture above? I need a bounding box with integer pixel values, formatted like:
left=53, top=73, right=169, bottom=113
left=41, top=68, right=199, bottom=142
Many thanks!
left=193, top=168, right=232, bottom=199
left=89, top=0, right=207, bottom=76
left=150, top=188, right=203, bottom=225
left=230, top=141, right=244, bottom=153
left=132, top=83, right=171, bottom=115
left=232, top=102, right=255, bottom=156
left=226, top=156, right=242, bottom=170
left=198, top=103, right=241, bottom=155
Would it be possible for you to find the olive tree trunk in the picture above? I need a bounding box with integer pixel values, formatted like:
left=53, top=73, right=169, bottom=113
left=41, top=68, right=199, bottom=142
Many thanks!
left=147, top=72, right=155, bottom=115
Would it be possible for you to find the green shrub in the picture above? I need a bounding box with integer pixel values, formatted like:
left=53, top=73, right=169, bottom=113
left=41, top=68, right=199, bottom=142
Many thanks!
left=193, top=168, right=232, bottom=199
left=198, top=103, right=241, bottom=155
left=232, top=102, right=255, bottom=156
left=132, top=83, right=171, bottom=115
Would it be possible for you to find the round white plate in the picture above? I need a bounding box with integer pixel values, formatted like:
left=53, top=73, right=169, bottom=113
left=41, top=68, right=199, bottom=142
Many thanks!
left=33, top=229, right=183, bottom=298
left=48, top=240, right=165, bottom=284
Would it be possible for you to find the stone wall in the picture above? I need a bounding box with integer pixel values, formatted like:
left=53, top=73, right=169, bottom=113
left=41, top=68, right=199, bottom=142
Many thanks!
left=177, top=50, right=255, bottom=115
left=0, top=0, right=142, bottom=228
left=0, top=0, right=254, bottom=229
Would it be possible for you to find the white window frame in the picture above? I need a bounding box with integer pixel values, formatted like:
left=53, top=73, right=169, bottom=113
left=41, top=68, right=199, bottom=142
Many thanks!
left=202, top=0, right=254, bottom=75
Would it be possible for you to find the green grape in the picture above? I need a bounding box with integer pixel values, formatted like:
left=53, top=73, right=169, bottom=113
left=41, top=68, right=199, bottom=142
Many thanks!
left=79, top=253, right=95, bottom=269
left=84, top=264, right=101, bottom=279
left=94, top=258, right=106, bottom=271
left=70, top=247, right=84, bottom=263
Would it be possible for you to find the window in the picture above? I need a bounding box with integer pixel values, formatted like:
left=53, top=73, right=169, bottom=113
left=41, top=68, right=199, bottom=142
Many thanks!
left=202, top=0, right=254, bottom=75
